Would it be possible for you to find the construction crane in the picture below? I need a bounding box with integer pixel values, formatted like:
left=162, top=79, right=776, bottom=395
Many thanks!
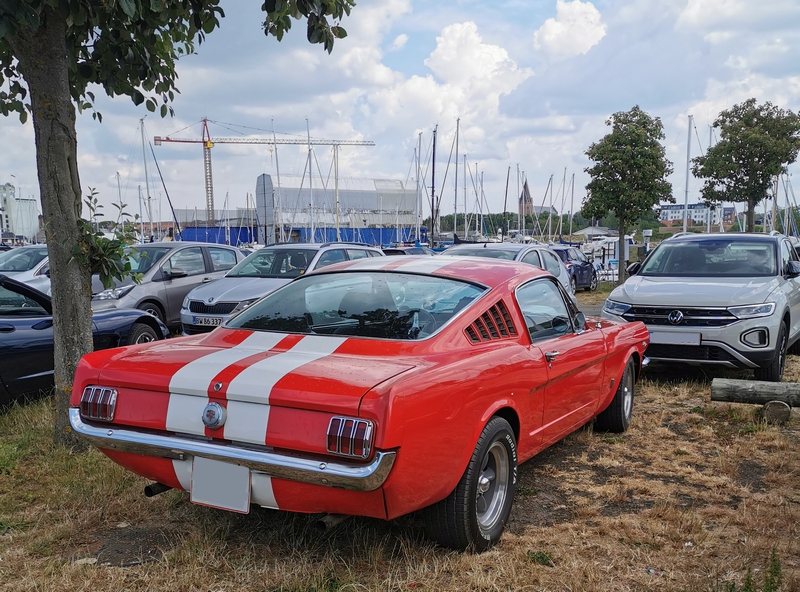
left=154, top=118, right=375, bottom=224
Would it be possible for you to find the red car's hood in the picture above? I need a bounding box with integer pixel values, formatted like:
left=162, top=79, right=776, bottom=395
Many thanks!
left=96, top=329, right=415, bottom=413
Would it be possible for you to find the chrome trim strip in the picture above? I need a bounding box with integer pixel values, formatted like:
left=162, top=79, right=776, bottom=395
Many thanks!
left=646, top=356, right=738, bottom=368
left=69, top=408, right=395, bottom=492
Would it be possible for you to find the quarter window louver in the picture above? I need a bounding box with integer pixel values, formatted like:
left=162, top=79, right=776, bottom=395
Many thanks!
left=465, top=300, right=517, bottom=343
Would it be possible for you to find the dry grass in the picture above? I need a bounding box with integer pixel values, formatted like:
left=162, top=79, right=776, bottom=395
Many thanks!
left=1, top=360, right=798, bottom=591
left=575, top=281, right=616, bottom=307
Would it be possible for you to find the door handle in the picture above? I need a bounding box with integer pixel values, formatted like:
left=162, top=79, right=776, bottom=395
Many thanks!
left=0, top=324, right=15, bottom=333
left=545, top=350, right=560, bottom=363
left=202, top=277, right=213, bottom=283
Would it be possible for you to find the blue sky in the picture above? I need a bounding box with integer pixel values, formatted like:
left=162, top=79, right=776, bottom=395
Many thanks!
left=2, top=0, right=800, bottom=226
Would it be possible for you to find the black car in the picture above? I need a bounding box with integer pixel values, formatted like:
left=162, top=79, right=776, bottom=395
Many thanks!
left=0, top=242, right=11, bottom=251
left=0, top=274, right=169, bottom=408
left=382, top=246, right=436, bottom=256
left=551, top=245, right=598, bottom=292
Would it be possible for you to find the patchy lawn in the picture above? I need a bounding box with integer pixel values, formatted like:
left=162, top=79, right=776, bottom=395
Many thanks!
left=1, top=360, right=798, bottom=591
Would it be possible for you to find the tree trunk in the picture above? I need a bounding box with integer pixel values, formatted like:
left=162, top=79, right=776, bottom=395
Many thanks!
left=617, top=209, right=625, bottom=284
left=9, top=7, right=93, bottom=448
left=711, top=378, right=800, bottom=406
left=746, top=197, right=756, bottom=232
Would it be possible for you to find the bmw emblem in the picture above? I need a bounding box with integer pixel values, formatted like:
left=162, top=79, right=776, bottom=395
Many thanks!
left=668, top=310, right=684, bottom=325
left=202, top=402, right=226, bottom=430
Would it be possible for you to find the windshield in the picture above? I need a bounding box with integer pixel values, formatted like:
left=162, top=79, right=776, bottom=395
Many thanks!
left=446, top=247, right=518, bottom=260
left=0, top=247, right=48, bottom=272
left=227, top=271, right=487, bottom=340
left=640, top=239, right=777, bottom=277
left=227, top=248, right=317, bottom=278
left=124, top=246, right=173, bottom=274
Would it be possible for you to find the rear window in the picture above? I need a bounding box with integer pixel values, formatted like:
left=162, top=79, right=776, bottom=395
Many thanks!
left=227, top=271, right=486, bottom=340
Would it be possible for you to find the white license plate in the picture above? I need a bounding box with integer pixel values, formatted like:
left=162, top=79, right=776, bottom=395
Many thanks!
left=195, top=316, right=222, bottom=326
left=649, top=331, right=701, bottom=346
left=190, top=456, right=251, bottom=513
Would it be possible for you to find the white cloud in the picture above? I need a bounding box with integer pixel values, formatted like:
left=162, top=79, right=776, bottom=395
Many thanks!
left=391, top=34, right=408, bottom=51
left=533, top=0, right=606, bottom=61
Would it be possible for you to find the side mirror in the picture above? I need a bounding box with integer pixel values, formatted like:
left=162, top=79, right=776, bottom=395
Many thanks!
left=626, top=262, right=641, bottom=276
left=574, top=311, right=586, bottom=331
left=165, top=268, right=188, bottom=279
left=787, top=260, right=800, bottom=278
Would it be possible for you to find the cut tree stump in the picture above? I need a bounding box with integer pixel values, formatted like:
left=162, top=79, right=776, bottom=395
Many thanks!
left=710, top=378, right=796, bottom=425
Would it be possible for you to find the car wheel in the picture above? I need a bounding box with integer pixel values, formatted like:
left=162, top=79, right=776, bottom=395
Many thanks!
left=586, top=272, right=598, bottom=292
left=570, top=276, right=577, bottom=293
left=595, top=358, right=635, bottom=433
left=754, top=322, right=787, bottom=382
left=137, top=302, right=164, bottom=323
left=128, top=323, right=159, bottom=345
left=424, top=416, right=517, bottom=551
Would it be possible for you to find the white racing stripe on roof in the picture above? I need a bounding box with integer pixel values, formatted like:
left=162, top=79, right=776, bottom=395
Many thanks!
left=226, top=336, right=348, bottom=404
left=169, top=332, right=286, bottom=397
left=394, top=257, right=456, bottom=274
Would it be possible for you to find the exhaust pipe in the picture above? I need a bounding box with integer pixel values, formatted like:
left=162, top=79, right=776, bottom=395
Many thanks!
left=315, top=513, right=351, bottom=532
left=144, top=482, right=173, bottom=497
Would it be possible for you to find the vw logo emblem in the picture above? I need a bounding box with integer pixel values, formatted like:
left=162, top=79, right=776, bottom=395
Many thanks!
left=668, top=310, right=684, bottom=325
left=201, top=402, right=226, bottom=430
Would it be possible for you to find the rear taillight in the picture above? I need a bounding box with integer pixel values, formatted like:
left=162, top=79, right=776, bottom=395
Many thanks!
left=326, top=416, right=373, bottom=459
left=79, top=386, right=118, bottom=421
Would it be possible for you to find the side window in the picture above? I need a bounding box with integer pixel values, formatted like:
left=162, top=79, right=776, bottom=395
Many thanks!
left=541, top=250, right=563, bottom=275
left=165, top=247, right=205, bottom=276
left=515, top=279, right=572, bottom=342
left=315, top=249, right=346, bottom=269
left=208, top=247, right=238, bottom=272
left=780, top=241, right=793, bottom=274
left=521, top=250, right=542, bottom=268
left=346, top=249, right=371, bottom=260
left=367, top=250, right=383, bottom=257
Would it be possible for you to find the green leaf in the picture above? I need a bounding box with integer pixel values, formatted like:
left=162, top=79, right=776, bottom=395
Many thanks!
left=120, top=0, right=136, bottom=19
left=132, top=90, right=144, bottom=105
left=160, top=103, right=167, bottom=117
left=145, top=98, right=155, bottom=112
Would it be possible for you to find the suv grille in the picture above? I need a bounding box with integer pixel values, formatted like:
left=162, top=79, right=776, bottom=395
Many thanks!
left=622, top=306, right=738, bottom=327
left=189, top=301, right=237, bottom=315
left=646, top=343, right=736, bottom=362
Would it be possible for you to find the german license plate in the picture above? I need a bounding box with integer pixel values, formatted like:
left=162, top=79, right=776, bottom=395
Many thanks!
left=190, top=456, right=251, bottom=513
left=195, top=316, right=222, bottom=326
left=649, top=331, right=701, bottom=346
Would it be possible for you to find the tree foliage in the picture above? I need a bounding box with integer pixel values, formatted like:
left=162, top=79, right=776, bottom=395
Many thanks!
left=0, top=0, right=355, bottom=447
left=692, top=98, right=800, bottom=232
left=583, top=105, right=673, bottom=281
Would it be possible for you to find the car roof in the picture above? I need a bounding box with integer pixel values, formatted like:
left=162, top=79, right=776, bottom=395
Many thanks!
left=309, top=254, right=550, bottom=287
left=666, top=232, right=784, bottom=243
left=446, top=242, right=536, bottom=252
left=257, top=242, right=381, bottom=251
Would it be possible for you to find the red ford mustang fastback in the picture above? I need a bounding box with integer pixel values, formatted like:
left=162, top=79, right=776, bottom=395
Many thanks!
left=70, top=256, right=648, bottom=550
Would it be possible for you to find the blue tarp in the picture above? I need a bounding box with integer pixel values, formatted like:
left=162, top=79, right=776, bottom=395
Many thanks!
left=179, top=226, right=257, bottom=245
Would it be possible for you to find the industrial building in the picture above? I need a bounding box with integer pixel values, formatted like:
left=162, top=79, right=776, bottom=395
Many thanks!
left=0, top=183, right=40, bottom=243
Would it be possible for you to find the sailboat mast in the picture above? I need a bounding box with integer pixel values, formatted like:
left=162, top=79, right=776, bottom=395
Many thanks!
left=334, top=144, right=341, bottom=242
left=502, top=166, right=510, bottom=242
left=454, top=118, right=459, bottom=239
left=569, top=173, right=575, bottom=237
left=683, top=114, right=693, bottom=233
left=463, top=153, right=467, bottom=239
left=431, top=124, right=437, bottom=246
left=272, top=119, right=282, bottom=244
left=416, top=133, right=422, bottom=243
left=307, top=119, right=314, bottom=243
left=140, top=119, right=154, bottom=240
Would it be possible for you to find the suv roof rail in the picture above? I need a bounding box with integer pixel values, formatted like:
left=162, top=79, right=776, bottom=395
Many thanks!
left=769, top=230, right=783, bottom=237
left=319, top=241, right=377, bottom=248
left=666, top=232, right=693, bottom=240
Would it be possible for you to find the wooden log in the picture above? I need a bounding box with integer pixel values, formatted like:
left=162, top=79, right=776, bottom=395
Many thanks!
left=710, top=378, right=800, bottom=407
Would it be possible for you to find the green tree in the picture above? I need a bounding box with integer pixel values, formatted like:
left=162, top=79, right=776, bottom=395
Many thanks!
left=583, top=105, right=673, bottom=282
left=692, top=98, right=800, bottom=232
left=0, top=0, right=353, bottom=447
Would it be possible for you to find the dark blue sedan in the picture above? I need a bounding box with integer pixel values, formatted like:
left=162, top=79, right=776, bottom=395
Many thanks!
left=0, top=274, right=169, bottom=408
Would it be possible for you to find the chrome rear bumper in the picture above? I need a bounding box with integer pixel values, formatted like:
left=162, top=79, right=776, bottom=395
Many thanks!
left=69, top=408, right=395, bottom=492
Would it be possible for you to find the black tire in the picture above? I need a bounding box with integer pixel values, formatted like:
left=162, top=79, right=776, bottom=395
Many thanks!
left=595, top=358, right=635, bottom=433
left=424, top=416, right=517, bottom=551
left=754, top=322, right=787, bottom=382
left=128, top=323, right=159, bottom=345
left=586, top=272, right=598, bottom=292
left=570, top=276, right=577, bottom=294
left=137, top=301, right=164, bottom=323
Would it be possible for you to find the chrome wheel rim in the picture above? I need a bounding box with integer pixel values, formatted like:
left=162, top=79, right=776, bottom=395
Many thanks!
left=134, top=331, right=155, bottom=344
left=476, top=441, right=509, bottom=531
left=590, top=274, right=598, bottom=290
left=778, top=330, right=787, bottom=376
left=622, top=368, right=634, bottom=419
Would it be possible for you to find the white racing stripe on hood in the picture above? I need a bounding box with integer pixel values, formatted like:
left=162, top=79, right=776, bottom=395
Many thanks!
left=226, top=336, right=348, bottom=404
left=169, top=332, right=286, bottom=397
left=394, top=257, right=454, bottom=274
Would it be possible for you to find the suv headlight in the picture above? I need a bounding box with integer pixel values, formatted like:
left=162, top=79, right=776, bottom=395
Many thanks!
left=230, top=298, right=259, bottom=315
left=93, top=285, right=135, bottom=300
left=603, top=299, right=631, bottom=316
left=728, top=303, right=776, bottom=319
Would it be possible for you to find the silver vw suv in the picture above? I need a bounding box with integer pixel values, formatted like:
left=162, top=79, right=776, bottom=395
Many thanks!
left=601, top=232, right=800, bottom=381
